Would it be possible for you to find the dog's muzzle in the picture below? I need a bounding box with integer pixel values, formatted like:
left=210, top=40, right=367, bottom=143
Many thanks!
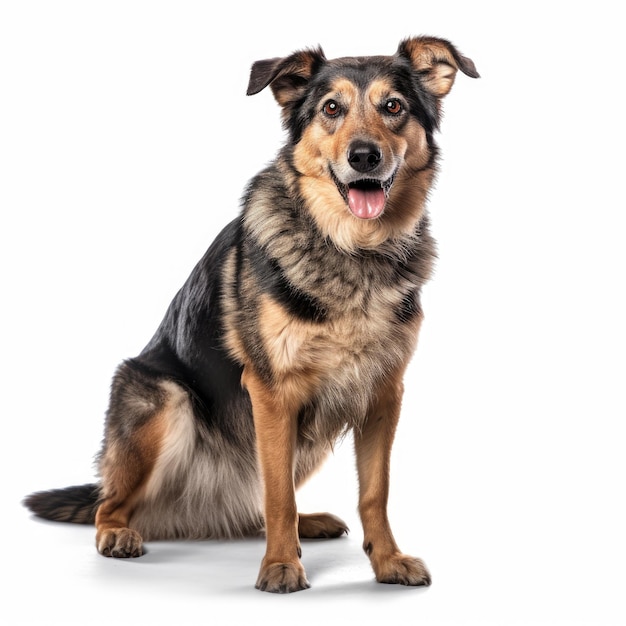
left=331, top=140, right=396, bottom=220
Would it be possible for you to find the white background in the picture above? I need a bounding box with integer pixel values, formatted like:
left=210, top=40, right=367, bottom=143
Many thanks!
left=1, top=1, right=625, bottom=624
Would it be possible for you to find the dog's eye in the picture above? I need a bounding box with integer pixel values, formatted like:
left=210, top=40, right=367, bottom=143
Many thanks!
left=385, top=99, right=403, bottom=115
left=323, top=100, right=341, bottom=117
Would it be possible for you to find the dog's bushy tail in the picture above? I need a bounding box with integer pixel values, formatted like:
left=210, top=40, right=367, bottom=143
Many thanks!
left=23, top=484, right=100, bottom=524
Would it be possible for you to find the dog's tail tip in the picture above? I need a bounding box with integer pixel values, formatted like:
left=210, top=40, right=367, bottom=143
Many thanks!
left=23, top=483, right=100, bottom=524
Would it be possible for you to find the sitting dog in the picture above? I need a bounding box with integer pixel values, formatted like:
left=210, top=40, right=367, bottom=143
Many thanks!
left=25, top=36, right=478, bottom=593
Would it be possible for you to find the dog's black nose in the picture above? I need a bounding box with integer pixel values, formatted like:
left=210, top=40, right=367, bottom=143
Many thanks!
left=348, top=141, right=382, bottom=173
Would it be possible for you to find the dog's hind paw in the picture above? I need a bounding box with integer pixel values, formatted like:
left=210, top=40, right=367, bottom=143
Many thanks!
left=374, top=554, right=431, bottom=587
left=255, top=562, right=311, bottom=593
left=298, top=512, right=349, bottom=538
left=97, top=528, right=144, bottom=558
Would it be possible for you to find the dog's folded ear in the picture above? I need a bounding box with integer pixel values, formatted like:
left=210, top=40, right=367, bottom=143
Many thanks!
left=246, top=47, right=326, bottom=106
left=397, top=36, right=479, bottom=97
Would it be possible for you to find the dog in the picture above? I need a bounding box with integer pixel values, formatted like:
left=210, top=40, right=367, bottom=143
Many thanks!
left=24, top=36, right=478, bottom=593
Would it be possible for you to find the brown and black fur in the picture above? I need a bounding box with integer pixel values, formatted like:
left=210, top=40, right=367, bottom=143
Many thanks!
left=24, top=37, right=478, bottom=593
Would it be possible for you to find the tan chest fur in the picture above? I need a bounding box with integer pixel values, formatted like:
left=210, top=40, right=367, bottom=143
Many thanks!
left=257, top=288, right=419, bottom=420
left=260, top=293, right=415, bottom=374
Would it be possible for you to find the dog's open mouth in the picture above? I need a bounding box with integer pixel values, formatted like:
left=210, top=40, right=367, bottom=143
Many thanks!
left=332, top=173, right=395, bottom=220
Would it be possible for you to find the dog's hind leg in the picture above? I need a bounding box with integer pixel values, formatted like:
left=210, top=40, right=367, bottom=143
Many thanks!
left=94, top=362, right=172, bottom=558
left=354, top=368, right=431, bottom=586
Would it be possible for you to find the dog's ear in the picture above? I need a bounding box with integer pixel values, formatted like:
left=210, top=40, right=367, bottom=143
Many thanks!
left=397, top=36, right=479, bottom=97
left=246, top=47, right=326, bottom=107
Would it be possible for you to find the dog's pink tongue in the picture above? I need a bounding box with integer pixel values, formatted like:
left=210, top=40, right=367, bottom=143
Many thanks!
left=347, top=187, right=386, bottom=219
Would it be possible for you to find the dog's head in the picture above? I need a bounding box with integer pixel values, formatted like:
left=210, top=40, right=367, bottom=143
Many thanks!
left=247, top=37, right=478, bottom=252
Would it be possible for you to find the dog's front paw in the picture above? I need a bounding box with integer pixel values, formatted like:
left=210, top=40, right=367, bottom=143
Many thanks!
left=374, top=553, right=431, bottom=587
left=255, top=561, right=310, bottom=593
left=97, top=528, right=144, bottom=558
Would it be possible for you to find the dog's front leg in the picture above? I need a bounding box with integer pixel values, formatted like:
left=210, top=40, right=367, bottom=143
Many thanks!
left=242, top=367, right=309, bottom=593
left=354, top=374, right=431, bottom=587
